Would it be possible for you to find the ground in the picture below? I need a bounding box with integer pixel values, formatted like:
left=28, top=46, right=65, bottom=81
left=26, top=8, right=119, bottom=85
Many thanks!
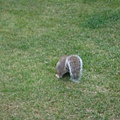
left=0, top=0, right=120, bottom=119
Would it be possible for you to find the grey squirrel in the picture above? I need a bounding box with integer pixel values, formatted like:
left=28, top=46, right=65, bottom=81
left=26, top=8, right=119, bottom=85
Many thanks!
left=56, top=55, right=83, bottom=83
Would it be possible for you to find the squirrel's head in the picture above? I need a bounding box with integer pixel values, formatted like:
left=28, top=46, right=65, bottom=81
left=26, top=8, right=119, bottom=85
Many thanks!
left=56, top=61, right=64, bottom=78
left=56, top=55, right=68, bottom=79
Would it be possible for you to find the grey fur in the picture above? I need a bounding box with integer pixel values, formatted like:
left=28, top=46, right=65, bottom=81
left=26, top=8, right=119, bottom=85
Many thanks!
left=56, top=55, right=83, bottom=83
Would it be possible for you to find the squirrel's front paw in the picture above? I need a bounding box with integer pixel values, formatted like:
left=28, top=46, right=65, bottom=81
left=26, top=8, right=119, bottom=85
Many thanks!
left=56, top=74, right=60, bottom=78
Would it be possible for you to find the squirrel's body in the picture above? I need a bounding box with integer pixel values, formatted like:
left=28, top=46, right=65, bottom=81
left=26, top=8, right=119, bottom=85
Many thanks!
left=56, top=55, right=83, bottom=83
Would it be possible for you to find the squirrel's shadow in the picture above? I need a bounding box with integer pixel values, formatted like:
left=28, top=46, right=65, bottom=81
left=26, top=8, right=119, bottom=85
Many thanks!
left=61, top=73, right=70, bottom=82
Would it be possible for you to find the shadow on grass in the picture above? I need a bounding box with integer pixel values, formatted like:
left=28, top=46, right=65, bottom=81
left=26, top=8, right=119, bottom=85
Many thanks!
left=58, top=73, right=71, bottom=82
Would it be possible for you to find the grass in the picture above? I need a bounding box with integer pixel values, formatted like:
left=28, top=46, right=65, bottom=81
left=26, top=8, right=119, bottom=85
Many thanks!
left=0, top=0, right=120, bottom=119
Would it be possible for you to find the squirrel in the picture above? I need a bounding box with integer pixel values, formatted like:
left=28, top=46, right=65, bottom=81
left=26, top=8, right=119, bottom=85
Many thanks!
left=56, top=55, right=83, bottom=83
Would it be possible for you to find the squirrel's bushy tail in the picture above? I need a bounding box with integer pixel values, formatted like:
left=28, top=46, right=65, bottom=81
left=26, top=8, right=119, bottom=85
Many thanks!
left=66, top=55, right=83, bottom=82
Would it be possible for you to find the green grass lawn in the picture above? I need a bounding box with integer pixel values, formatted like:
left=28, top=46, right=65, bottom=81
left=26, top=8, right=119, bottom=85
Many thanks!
left=0, top=0, right=120, bottom=119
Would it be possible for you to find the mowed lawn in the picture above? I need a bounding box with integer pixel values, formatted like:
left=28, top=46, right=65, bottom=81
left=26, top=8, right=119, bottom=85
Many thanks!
left=0, top=0, right=120, bottom=119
